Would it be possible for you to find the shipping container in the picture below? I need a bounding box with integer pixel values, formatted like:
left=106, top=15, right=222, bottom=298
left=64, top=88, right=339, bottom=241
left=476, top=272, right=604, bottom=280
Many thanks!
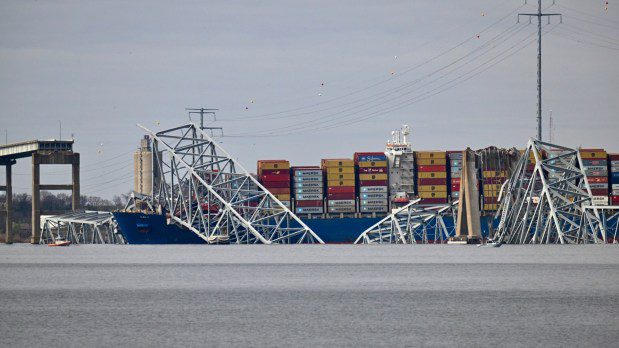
left=359, top=205, right=389, bottom=213
left=358, top=179, right=389, bottom=186
left=261, top=181, right=290, bottom=188
left=326, top=166, right=355, bottom=174
left=295, top=200, right=323, bottom=207
left=579, top=149, right=607, bottom=159
left=417, top=165, right=447, bottom=172
left=354, top=152, right=388, bottom=162
left=415, top=151, right=446, bottom=160
left=418, top=178, right=447, bottom=185
left=295, top=193, right=323, bottom=201
left=295, top=207, right=324, bottom=214
left=269, top=188, right=291, bottom=195
left=295, top=187, right=323, bottom=194
left=417, top=185, right=448, bottom=192
left=358, top=160, right=388, bottom=168
left=359, top=186, right=388, bottom=193
left=328, top=206, right=356, bottom=213
left=326, top=173, right=355, bottom=180
left=260, top=173, right=290, bottom=182
left=327, top=186, right=356, bottom=193
left=360, top=199, right=389, bottom=206
left=360, top=192, right=389, bottom=199
left=326, top=179, right=355, bottom=187
left=417, top=158, right=447, bottom=166
left=327, top=199, right=355, bottom=206
left=357, top=167, right=387, bottom=174
left=257, top=160, right=290, bottom=171
left=274, top=194, right=291, bottom=201
left=359, top=173, right=388, bottom=181
left=293, top=182, right=322, bottom=188
left=322, top=159, right=354, bottom=167
left=417, top=172, right=447, bottom=179
left=418, top=191, right=448, bottom=199
left=327, top=193, right=356, bottom=200
left=293, top=176, right=322, bottom=182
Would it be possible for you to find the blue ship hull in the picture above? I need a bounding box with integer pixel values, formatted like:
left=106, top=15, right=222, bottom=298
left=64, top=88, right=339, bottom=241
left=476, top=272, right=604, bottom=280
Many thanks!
left=112, top=212, right=498, bottom=244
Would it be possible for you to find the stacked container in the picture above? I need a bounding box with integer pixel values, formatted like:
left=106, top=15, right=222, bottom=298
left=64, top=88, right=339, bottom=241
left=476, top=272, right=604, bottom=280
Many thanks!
left=354, top=152, right=389, bottom=214
left=579, top=149, right=609, bottom=206
left=480, top=170, right=507, bottom=211
left=257, top=160, right=291, bottom=208
left=322, top=159, right=356, bottom=214
left=292, top=166, right=324, bottom=215
left=415, top=151, right=448, bottom=204
left=610, top=154, right=619, bottom=206
left=447, top=151, right=462, bottom=201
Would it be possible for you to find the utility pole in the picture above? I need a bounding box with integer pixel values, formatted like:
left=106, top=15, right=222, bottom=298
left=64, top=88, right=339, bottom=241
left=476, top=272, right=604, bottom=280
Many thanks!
left=519, top=0, right=561, bottom=141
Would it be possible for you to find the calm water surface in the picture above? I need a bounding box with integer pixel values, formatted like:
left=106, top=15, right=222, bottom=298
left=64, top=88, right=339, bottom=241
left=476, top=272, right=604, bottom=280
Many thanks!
left=1, top=245, right=618, bottom=347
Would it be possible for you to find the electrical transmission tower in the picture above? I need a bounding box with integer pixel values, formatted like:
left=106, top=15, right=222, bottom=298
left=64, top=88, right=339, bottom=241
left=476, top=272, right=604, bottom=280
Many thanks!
left=518, top=0, right=561, bottom=141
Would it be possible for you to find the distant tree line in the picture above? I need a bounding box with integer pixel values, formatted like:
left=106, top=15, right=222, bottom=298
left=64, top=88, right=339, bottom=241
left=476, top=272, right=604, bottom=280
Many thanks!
left=0, top=191, right=129, bottom=243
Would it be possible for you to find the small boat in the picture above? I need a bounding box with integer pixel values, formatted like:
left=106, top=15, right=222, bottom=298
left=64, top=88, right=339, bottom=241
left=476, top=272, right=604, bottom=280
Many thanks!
left=478, top=239, right=502, bottom=248
left=48, top=239, right=71, bottom=247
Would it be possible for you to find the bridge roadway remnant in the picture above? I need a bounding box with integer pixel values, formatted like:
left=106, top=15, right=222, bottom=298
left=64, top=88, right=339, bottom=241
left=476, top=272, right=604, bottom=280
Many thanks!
left=0, top=140, right=79, bottom=244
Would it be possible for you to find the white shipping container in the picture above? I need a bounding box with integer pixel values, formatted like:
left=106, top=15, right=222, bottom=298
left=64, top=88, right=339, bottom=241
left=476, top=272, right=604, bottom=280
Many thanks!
left=328, top=199, right=355, bottom=206
left=328, top=206, right=356, bottom=213
left=592, top=196, right=608, bottom=206
left=360, top=205, right=388, bottom=213
left=293, top=176, right=322, bottom=182
left=360, top=192, right=388, bottom=199
left=295, top=187, right=323, bottom=194
left=294, top=170, right=322, bottom=177
left=295, top=193, right=323, bottom=201
left=295, top=207, right=324, bottom=214
left=293, top=182, right=322, bottom=188
left=360, top=199, right=389, bottom=206
left=360, top=186, right=388, bottom=193
left=589, top=183, right=609, bottom=189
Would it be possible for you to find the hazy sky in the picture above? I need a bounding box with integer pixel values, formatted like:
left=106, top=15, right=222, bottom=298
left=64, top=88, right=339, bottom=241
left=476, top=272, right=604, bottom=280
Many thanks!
left=1, top=0, right=618, bottom=198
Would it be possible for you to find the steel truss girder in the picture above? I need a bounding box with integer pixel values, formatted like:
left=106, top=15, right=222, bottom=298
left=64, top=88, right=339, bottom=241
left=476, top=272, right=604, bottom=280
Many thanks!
left=354, top=199, right=458, bottom=244
left=494, top=139, right=606, bottom=244
left=139, top=123, right=323, bottom=244
left=40, top=211, right=125, bottom=244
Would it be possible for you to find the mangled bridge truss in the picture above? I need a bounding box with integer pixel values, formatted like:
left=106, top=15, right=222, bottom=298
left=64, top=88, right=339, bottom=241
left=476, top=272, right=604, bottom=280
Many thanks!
left=139, top=123, right=323, bottom=244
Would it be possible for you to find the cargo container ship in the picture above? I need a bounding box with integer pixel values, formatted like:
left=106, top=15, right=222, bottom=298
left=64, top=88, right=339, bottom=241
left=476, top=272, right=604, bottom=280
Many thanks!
left=114, top=126, right=618, bottom=244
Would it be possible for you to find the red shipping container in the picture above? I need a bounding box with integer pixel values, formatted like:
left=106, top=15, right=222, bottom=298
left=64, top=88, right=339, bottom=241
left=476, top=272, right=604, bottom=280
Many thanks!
left=417, top=165, right=446, bottom=172
left=418, top=178, right=447, bottom=185
left=420, top=198, right=448, bottom=204
left=268, top=188, right=290, bottom=194
left=484, top=196, right=499, bottom=204
left=327, top=186, right=356, bottom=193
left=609, top=154, right=619, bottom=161
left=296, top=200, right=323, bottom=207
left=260, top=173, right=290, bottom=182
left=328, top=192, right=356, bottom=200
left=260, top=169, right=290, bottom=176
left=587, top=176, right=608, bottom=183
left=358, top=167, right=387, bottom=174
left=291, top=166, right=320, bottom=170
left=451, top=184, right=460, bottom=192
left=358, top=180, right=388, bottom=186
left=612, top=196, right=619, bottom=205
left=261, top=181, right=290, bottom=188
left=591, top=188, right=609, bottom=196
left=451, top=178, right=461, bottom=184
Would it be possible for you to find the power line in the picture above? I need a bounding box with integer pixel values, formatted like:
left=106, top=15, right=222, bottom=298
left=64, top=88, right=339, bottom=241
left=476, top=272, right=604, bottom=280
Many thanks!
left=228, top=23, right=533, bottom=137
left=223, top=3, right=527, bottom=122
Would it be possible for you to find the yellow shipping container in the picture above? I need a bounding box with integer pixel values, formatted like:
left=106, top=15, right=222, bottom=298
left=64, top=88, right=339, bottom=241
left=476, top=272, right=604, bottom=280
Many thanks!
left=579, top=150, right=607, bottom=159
left=359, top=173, right=388, bottom=181
left=322, top=159, right=354, bottom=167
left=325, top=166, right=355, bottom=174
left=417, top=172, right=447, bottom=179
left=327, top=179, right=355, bottom=187
left=418, top=191, right=447, bottom=199
left=258, top=161, right=290, bottom=170
left=357, top=160, right=388, bottom=168
left=483, top=204, right=498, bottom=211
left=416, top=158, right=447, bottom=166
left=327, top=173, right=355, bottom=180
left=275, top=194, right=291, bottom=201
left=483, top=184, right=502, bottom=191
left=417, top=185, right=448, bottom=192
left=415, top=151, right=446, bottom=160
left=482, top=170, right=508, bottom=178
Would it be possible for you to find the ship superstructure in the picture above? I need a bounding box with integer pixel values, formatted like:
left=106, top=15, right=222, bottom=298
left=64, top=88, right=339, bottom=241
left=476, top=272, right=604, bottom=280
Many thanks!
left=384, top=125, right=415, bottom=207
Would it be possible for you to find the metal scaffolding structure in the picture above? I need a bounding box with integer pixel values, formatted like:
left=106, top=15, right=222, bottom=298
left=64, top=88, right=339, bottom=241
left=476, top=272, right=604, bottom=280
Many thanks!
left=138, top=122, right=323, bottom=244
left=40, top=211, right=125, bottom=245
left=354, top=199, right=458, bottom=244
left=494, top=139, right=606, bottom=244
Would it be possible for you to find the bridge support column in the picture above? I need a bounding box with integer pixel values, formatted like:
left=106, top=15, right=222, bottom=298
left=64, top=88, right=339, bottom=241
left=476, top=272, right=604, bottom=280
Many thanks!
left=454, top=148, right=481, bottom=243
left=4, top=162, right=13, bottom=244
left=31, top=154, right=40, bottom=244
left=72, top=154, right=80, bottom=210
